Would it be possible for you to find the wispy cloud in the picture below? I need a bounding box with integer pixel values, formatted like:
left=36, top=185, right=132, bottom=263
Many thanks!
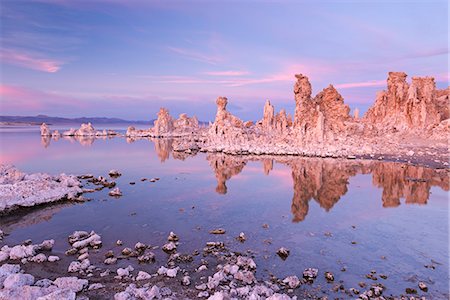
left=167, top=46, right=222, bottom=65
left=204, top=70, right=249, bottom=76
left=334, top=80, right=386, bottom=89
left=0, top=48, right=63, bottom=73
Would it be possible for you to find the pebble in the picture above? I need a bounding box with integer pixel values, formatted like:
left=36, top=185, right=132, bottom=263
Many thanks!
left=324, top=271, right=334, bottom=282
left=237, top=232, right=246, bottom=242
left=136, top=271, right=152, bottom=281
left=108, top=187, right=122, bottom=197
left=209, top=228, right=226, bottom=234
left=418, top=281, right=428, bottom=292
left=168, top=231, right=179, bottom=242
left=276, top=247, right=290, bottom=260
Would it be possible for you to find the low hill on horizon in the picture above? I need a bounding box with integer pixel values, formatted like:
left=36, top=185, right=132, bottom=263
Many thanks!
left=0, top=115, right=155, bottom=125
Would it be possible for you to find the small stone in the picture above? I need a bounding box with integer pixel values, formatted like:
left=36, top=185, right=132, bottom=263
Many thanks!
left=162, top=242, right=177, bottom=253
left=196, top=283, right=207, bottom=290
left=237, top=232, right=246, bottom=242
left=104, top=257, right=117, bottom=265
left=108, top=187, right=122, bottom=197
left=197, top=265, right=208, bottom=272
left=105, top=250, right=114, bottom=258
left=282, top=275, right=300, bottom=288
left=168, top=232, right=179, bottom=242
left=325, top=271, right=334, bottom=282
left=182, top=275, right=191, bottom=286
left=303, top=268, right=318, bottom=281
left=109, top=170, right=121, bottom=177
left=198, top=291, right=209, bottom=298
left=121, top=247, right=132, bottom=255
left=134, top=242, right=146, bottom=251
left=116, top=240, right=123, bottom=246
left=136, top=271, right=152, bottom=281
left=209, top=228, right=226, bottom=234
left=77, top=253, right=89, bottom=261
left=418, top=282, right=428, bottom=292
left=48, top=255, right=60, bottom=262
left=137, top=252, right=155, bottom=263
left=88, top=283, right=104, bottom=290
left=277, top=247, right=290, bottom=260
left=68, top=261, right=82, bottom=273
left=29, top=253, right=47, bottom=263
left=406, top=288, right=417, bottom=294
left=34, top=278, right=54, bottom=288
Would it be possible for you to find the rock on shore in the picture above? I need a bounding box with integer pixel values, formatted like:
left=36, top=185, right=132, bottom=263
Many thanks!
left=0, top=165, right=82, bottom=213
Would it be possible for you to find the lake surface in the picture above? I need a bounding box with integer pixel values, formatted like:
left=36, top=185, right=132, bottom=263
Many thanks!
left=0, top=125, right=448, bottom=298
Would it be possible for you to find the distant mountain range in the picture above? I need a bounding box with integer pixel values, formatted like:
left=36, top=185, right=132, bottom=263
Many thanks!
left=0, top=115, right=154, bottom=125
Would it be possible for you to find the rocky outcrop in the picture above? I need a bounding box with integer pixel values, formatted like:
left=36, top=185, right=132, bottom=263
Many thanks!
left=260, top=101, right=291, bottom=135
left=206, top=97, right=246, bottom=149
left=153, top=108, right=174, bottom=136
left=293, top=75, right=350, bottom=143
left=262, top=100, right=275, bottom=130
left=127, top=108, right=199, bottom=138
left=40, top=123, right=51, bottom=136
left=59, top=123, right=117, bottom=137
left=364, top=72, right=445, bottom=132
left=0, top=165, right=82, bottom=213
left=435, top=87, right=449, bottom=121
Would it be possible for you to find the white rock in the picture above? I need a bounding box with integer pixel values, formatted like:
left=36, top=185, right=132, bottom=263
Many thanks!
left=47, top=256, right=60, bottom=262
left=283, top=275, right=300, bottom=288
left=39, top=239, right=54, bottom=251
left=88, top=283, right=104, bottom=290
left=68, top=261, right=82, bottom=273
left=0, top=165, right=82, bottom=213
left=37, top=288, right=76, bottom=300
left=34, top=279, right=53, bottom=288
left=136, top=271, right=151, bottom=281
left=29, top=253, right=47, bottom=263
left=3, top=273, right=35, bottom=289
left=53, top=276, right=88, bottom=292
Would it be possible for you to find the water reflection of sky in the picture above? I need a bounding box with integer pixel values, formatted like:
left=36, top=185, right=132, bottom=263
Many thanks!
left=0, top=129, right=448, bottom=298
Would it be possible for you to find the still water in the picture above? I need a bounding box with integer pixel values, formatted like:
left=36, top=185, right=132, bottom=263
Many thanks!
left=0, top=126, right=448, bottom=298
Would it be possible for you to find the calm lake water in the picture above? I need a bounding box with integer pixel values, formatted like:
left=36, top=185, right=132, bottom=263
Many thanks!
left=0, top=125, right=448, bottom=298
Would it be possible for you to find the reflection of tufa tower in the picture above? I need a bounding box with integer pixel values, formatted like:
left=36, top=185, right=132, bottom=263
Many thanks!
left=206, top=153, right=246, bottom=194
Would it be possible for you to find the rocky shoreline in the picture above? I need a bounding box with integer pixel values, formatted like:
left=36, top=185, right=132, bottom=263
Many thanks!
left=0, top=228, right=433, bottom=300
left=0, top=165, right=83, bottom=214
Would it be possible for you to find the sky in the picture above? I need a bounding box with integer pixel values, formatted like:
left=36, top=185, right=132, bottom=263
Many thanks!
left=0, top=0, right=448, bottom=121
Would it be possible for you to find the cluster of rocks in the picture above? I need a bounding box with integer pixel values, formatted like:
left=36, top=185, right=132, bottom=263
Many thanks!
left=0, top=227, right=435, bottom=299
left=0, top=239, right=57, bottom=264
left=40, top=123, right=118, bottom=138
left=65, top=231, right=102, bottom=275
left=0, top=263, right=89, bottom=299
left=0, top=165, right=83, bottom=213
left=126, top=108, right=201, bottom=138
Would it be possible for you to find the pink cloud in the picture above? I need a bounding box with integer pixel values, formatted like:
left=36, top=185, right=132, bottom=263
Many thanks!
left=204, top=70, right=249, bottom=76
left=0, top=48, right=63, bottom=73
left=167, top=46, right=222, bottom=65
left=334, top=80, right=386, bottom=89
left=0, top=85, right=83, bottom=111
